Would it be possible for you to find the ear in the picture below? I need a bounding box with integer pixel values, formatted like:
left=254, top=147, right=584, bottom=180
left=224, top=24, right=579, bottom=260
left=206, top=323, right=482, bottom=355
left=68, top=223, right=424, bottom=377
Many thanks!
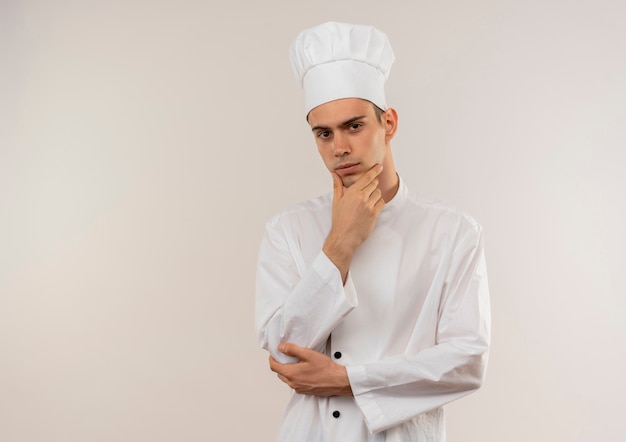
left=383, top=108, right=398, bottom=142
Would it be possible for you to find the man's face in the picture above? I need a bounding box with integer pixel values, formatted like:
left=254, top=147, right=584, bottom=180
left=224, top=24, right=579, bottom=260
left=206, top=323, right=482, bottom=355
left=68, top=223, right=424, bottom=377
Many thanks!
left=307, top=98, right=389, bottom=188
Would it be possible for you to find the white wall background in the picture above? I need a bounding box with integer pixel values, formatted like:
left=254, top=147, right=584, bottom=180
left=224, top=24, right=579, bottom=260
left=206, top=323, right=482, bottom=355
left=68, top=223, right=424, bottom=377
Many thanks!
left=1, top=0, right=625, bottom=441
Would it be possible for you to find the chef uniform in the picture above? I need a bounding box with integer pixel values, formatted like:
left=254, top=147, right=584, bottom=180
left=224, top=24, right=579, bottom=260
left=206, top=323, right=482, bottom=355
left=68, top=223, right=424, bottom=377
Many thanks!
left=255, top=22, right=491, bottom=442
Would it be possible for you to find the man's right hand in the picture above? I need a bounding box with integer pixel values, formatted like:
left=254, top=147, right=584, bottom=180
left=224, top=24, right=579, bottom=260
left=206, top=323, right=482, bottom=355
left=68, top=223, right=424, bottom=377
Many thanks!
left=322, top=164, right=385, bottom=282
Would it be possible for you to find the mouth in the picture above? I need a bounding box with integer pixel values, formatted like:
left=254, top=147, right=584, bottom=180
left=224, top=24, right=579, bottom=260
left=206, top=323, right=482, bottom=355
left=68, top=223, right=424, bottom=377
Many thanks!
left=335, top=162, right=360, bottom=175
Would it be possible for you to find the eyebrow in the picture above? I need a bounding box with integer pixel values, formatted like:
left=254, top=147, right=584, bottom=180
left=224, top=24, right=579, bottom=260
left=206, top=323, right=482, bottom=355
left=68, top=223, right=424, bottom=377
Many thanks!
left=311, top=115, right=367, bottom=132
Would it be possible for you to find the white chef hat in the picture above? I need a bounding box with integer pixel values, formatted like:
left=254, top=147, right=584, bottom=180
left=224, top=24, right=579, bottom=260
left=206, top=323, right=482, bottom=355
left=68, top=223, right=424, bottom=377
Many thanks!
left=289, top=21, right=395, bottom=116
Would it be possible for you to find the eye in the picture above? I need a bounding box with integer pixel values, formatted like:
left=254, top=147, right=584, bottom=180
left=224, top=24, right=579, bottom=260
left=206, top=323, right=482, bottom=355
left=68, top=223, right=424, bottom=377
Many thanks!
left=318, top=130, right=331, bottom=139
left=349, top=123, right=362, bottom=131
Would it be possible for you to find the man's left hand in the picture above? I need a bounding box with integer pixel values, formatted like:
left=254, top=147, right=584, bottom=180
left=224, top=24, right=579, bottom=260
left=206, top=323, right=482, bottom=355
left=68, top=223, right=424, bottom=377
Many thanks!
left=269, top=343, right=353, bottom=397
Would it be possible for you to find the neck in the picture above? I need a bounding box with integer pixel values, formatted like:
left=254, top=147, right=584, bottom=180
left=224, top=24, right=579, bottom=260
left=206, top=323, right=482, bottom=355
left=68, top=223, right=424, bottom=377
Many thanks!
left=380, top=173, right=399, bottom=202
left=377, top=161, right=399, bottom=202
left=379, top=151, right=399, bottom=202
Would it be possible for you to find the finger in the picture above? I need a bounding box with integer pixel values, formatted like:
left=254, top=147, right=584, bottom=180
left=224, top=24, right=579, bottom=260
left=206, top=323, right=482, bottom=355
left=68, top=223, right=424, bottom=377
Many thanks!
left=357, top=164, right=383, bottom=188
left=269, top=355, right=280, bottom=372
left=277, top=373, right=290, bottom=384
left=361, top=177, right=379, bottom=195
left=269, top=355, right=291, bottom=374
left=367, top=163, right=383, bottom=178
left=369, top=187, right=383, bottom=204
left=278, top=342, right=310, bottom=360
left=331, top=172, right=344, bottom=199
left=373, top=195, right=385, bottom=213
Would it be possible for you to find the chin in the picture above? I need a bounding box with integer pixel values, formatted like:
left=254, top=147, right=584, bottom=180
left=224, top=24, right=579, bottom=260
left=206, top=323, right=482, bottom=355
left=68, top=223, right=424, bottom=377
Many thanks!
left=340, top=175, right=359, bottom=188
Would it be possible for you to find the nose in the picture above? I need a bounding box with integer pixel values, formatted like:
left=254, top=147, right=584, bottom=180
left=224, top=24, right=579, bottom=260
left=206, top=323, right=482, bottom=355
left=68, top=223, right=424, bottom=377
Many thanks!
left=333, top=133, right=350, bottom=157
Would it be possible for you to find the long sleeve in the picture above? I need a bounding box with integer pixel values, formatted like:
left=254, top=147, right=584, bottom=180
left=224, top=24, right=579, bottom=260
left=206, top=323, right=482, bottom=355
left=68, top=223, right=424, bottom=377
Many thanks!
left=256, top=180, right=490, bottom=441
left=255, top=212, right=358, bottom=364
left=346, top=222, right=491, bottom=433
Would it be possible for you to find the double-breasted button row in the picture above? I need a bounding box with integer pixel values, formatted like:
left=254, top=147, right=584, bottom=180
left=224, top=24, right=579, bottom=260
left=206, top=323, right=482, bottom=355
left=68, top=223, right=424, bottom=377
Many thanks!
left=331, top=352, right=342, bottom=419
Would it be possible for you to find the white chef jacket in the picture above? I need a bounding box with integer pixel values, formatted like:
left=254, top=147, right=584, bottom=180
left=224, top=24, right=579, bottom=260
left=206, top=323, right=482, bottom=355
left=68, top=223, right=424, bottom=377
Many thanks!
left=255, top=177, right=490, bottom=442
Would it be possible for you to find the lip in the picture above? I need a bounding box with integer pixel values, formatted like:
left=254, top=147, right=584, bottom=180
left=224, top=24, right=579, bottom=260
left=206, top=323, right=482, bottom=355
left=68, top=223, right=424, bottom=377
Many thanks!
left=335, top=162, right=360, bottom=175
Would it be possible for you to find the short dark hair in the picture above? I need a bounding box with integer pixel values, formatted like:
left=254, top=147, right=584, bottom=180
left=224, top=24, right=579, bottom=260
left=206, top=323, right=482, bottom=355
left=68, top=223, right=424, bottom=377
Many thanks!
left=306, top=100, right=386, bottom=123
left=372, top=103, right=385, bottom=123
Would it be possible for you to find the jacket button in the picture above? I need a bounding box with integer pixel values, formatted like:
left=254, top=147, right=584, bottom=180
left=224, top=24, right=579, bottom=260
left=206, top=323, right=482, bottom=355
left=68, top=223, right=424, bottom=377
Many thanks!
left=334, top=351, right=342, bottom=359
left=332, top=410, right=340, bottom=418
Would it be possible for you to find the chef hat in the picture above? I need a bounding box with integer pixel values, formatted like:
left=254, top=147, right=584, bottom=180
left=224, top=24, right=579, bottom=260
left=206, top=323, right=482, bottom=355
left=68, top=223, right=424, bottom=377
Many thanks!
left=289, top=21, right=395, bottom=115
